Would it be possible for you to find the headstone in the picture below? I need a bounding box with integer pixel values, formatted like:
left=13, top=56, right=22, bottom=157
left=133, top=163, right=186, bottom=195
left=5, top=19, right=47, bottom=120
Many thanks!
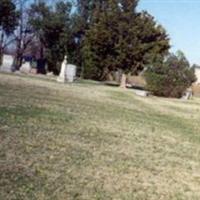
left=181, top=89, right=193, bottom=100
left=133, top=89, right=150, bottom=97
left=66, top=64, right=77, bottom=83
left=20, top=61, right=31, bottom=73
left=46, top=72, right=54, bottom=76
left=0, top=55, right=14, bottom=72
left=57, top=56, right=67, bottom=83
left=30, top=68, right=37, bottom=74
left=120, top=73, right=127, bottom=88
left=195, top=66, right=200, bottom=84
left=115, top=70, right=122, bottom=83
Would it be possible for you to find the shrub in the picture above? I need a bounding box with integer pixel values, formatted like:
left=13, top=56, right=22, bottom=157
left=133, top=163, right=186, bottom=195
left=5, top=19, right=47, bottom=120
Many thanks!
left=145, top=51, right=196, bottom=98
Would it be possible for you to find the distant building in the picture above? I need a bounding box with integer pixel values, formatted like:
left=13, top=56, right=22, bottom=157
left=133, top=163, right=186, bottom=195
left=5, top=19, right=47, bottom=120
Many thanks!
left=195, top=66, right=200, bottom=84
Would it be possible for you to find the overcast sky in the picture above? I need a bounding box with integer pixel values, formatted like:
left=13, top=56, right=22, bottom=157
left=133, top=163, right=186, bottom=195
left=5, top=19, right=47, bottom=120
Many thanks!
left=138, top=0, right=200, bottom=65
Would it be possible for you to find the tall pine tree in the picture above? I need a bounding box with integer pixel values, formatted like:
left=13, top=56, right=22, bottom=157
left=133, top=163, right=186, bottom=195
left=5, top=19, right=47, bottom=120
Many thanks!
left=82, top=0, right=170, bottom=87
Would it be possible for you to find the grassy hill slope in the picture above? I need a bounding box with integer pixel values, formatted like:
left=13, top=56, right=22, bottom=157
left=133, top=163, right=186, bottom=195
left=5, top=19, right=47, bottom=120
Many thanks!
left=1, top=73, right=200, bottom=200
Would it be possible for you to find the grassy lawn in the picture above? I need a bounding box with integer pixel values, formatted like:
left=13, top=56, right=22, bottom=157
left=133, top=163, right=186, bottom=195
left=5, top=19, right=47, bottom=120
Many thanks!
left=1, top=73, right=200, bottom=200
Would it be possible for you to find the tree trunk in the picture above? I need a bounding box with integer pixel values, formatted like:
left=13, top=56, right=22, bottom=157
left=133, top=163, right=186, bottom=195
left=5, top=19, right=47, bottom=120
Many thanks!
left=0, top=32, right=4, bottom=66
left=14, top=53, right=23, bottom=70
left=40, top=43, right=44, bottom=59
left=80, top=65, right=84, bottom=79
left=0, top=49, right=3, bottom=66
left=120, top=73, right=127, bottom=89
left=18, top=55, right=23, bottom=69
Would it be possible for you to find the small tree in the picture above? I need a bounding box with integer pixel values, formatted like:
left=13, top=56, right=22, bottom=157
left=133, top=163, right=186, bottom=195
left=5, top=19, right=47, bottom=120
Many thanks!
left=145, top=51, right=196, bottom=98
left=0, top=0, right=19, bottom=65
left=13, top=0, right=36, bottom=70
left=29, top=1, right=72, bottom=74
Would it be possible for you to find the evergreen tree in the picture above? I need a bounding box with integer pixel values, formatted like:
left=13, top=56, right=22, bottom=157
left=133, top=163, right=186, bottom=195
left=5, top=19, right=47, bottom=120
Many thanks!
left=82, top=0, right=170, bottom=87
left=0, top=0, right=19, bottom=65
left=82, top=0, right=121, bottom=79
left=69, top=0, right=96, bottom=76
left=145, top=51, right=196, bottom=98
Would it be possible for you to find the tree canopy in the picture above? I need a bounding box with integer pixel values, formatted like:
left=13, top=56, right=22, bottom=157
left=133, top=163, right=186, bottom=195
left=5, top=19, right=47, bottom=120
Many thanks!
left=0, top=0, right=19, bottom=35
left=0, top=0, right=19, bottom=65
left=81, top=0, right=170, bottom=81
left=29, top=1, right=72, bottom=74
left=145, top=51, right=196, bottom=98
left=1, top=0, right=195, bottom=96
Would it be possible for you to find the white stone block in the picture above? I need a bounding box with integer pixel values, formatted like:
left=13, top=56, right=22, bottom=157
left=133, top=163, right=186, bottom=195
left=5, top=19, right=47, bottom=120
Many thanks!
left=66, top=64, right=76, bottom=83
left=20, top=62, right=31, bottom=73
left=0, top=54, right=13, bottom=72
left=57, top=56, right=77, bottom=83
left=133, top=89, right=150, bottom=97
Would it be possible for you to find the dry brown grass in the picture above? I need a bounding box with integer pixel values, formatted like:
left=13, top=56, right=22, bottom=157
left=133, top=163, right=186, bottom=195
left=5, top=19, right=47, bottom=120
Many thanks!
left=1, top=73, right=200, bottom=199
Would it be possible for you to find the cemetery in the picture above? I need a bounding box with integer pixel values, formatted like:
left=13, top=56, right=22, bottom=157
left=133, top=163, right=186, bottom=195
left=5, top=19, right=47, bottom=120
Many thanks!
left=1, top=0, right=200, bottom=199
left=1, top=53, right=199, bottom=99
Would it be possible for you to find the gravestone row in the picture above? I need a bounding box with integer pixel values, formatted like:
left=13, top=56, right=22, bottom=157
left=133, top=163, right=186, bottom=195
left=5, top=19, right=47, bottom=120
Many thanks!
left=0, top=54, right=77, bottom=83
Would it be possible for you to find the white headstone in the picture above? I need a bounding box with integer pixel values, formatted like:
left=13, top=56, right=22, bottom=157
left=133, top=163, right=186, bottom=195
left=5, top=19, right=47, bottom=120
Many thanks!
left=195, top=67, right=200, bottom=84
left=133, top=89, right=150, bottom=97
left=0, top=55, right=14, bottom=72
left=20, top=62, right=31, bottom=73
left=57, top=56, right=67, bottom=83
left=66, top=64, right=77, bottom=83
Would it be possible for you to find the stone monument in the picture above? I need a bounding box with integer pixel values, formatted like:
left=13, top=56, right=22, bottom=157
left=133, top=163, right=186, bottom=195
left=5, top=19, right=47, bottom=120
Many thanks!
left=57, top=56, right=67, bottom=83
left=20, top=61, right=31, bottom=73
left=133, top=89, right=150, bottom=97
left=195, top=66, right=200, bottom=84
left=66, top=64, right=77, bottom=83
left=0, top=55, right=14, bottom=72
left=57, top=56, right=77, bottom=83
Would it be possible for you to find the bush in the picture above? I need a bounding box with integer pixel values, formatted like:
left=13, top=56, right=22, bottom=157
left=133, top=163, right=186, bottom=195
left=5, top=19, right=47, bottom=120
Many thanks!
left=145, top=51, right=196, bottom=98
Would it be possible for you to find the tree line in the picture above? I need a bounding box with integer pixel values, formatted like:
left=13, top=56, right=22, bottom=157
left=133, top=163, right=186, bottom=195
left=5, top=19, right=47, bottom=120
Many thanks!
left=0, top=0, right=196, bottom=97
